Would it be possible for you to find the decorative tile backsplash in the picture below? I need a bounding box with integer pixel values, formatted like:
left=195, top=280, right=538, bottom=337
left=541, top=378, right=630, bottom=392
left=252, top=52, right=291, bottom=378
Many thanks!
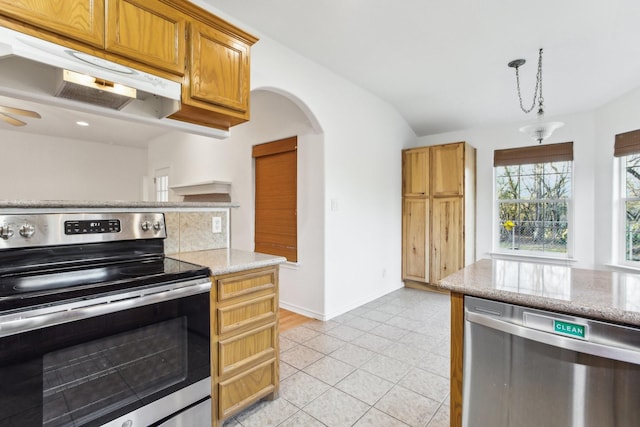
left=164, top=209, right=230, bottom=254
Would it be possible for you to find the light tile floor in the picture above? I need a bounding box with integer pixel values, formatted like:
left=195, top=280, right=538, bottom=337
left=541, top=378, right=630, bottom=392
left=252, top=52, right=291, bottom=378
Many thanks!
left=223, top=288, right=451, bottom=427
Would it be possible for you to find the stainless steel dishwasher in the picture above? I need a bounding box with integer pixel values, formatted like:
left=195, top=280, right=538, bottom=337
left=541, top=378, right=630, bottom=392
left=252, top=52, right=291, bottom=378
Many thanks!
left=463, top=296, right=640, bottom=427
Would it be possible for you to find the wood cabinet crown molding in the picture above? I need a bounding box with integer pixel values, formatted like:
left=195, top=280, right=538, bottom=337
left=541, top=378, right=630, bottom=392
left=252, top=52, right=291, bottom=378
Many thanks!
left=160, top=0, right=258, bottom=46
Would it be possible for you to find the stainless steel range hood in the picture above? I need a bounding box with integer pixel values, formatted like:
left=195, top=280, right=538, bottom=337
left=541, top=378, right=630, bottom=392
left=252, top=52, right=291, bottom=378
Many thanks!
left=0, top=26, right=230, bottom=139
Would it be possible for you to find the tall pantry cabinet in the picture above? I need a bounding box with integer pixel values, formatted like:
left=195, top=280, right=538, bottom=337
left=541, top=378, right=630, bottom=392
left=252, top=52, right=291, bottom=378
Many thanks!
left=402, top=142, right=476, bottom=286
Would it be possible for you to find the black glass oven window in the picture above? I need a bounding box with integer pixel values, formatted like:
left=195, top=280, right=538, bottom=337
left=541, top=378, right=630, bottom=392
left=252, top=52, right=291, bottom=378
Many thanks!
left=0, top=292, right=209, bottom=426
left=42, top=318, right=187, bottom=427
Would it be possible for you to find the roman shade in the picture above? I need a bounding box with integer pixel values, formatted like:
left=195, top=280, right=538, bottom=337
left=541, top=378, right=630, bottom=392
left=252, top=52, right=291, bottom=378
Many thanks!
left=252, top=136, right=297, bottom=262
left=494, top=142, right=574, bottom=167
left=614, top=129, right=640, bottom=157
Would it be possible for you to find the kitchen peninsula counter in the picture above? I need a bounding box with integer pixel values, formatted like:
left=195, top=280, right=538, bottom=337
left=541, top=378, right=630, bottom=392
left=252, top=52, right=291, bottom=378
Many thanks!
left=437, top=258, right=640, bottom=326
left=172, top=248, right=286, bottom=275
left=437, top=258, right=640, bottom=427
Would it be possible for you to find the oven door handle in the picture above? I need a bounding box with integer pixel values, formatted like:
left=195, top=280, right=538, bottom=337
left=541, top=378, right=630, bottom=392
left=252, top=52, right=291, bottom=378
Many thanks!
left=0, top=278, right=211, bottom=338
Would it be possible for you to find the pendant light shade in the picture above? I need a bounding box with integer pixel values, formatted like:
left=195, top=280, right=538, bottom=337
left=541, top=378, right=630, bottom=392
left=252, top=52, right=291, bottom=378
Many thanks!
left=519, top=114, right=564, bottom=144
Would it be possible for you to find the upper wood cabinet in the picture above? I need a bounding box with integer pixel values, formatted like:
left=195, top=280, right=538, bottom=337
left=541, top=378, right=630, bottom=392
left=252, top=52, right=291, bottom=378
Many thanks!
left=431, top=142, right=464, bottom=196
left=169, top=19, right=253, bottom=130
left=0, top=0, right=258, bottom=131
left=0, top=0, right=186, bottom=74
left=402, top=147, right=429, bottom=197
left=105, top=0, right=185, bottom=75
left=0, top=0, right=105, bottom=47
left=189, top=20, right=249, bottom=113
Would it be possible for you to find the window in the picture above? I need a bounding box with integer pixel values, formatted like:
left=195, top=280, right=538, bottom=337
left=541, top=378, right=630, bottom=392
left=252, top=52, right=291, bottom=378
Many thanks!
left=615, top=129, right=640, bottom=262
left=620, top=153, right=640, bottom=261
left=252, top=137, right=297, bottom=262
left=155, top=167, right=169, bottom=202
left=494, top=142, right=573, bottom=256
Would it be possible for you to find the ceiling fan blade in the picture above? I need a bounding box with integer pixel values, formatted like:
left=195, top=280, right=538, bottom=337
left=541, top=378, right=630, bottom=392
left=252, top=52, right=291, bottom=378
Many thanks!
left=0, top=105, right=41, bottom=119
left=0, top=112, right=26, bottom=126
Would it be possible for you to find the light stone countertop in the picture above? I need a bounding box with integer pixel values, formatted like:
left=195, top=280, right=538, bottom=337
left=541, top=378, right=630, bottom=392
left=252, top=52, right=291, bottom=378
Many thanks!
left=437, top=258, right=640, bottom=326
left=0, top=200, right=238, bottom=212
left=172, top=248, right=286, bottom=276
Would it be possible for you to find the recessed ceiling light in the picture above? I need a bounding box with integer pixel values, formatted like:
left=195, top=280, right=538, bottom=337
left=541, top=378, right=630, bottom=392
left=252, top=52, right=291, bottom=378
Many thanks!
left=76, top=121, right=89, bottom=127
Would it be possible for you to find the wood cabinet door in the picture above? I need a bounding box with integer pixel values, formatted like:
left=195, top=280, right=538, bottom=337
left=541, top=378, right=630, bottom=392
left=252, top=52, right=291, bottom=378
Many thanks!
left=431, top=196, right=463, bottom=283
left=402, top=147, right=429, bottom=197
left=0, top=0, right=105, bottom=47
left=431, top=142, right=464, bottom=196
left=188, top=19, right=250, bottom=113
left=402, top=197, right=429, bottom=281
left=105, top=0, right=185, bottom=74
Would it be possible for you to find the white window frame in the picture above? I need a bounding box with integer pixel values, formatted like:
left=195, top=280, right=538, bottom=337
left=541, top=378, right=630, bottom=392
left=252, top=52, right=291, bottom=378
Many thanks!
left=154, top=167, right=170, bottom=202
left=618, top=154, right=640, bottom=265
left=493, top=161, right=574, bottom=259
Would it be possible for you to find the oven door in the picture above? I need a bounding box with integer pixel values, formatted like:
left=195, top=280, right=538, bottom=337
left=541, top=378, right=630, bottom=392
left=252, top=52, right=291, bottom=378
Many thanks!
left=0, top=278, right=211, bottom=427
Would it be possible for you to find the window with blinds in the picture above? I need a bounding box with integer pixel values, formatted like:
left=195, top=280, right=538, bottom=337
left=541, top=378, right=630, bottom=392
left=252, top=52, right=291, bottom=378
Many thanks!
left=615, top=129, right=640, bottom=263
left=252, top=136, right=297, bottom=262
left=494, top=142, right=573, bottom=256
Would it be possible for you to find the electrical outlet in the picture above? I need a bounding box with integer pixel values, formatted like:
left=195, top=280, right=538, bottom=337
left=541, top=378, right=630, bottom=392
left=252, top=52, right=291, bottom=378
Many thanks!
left=212, top=216, right=222, bottom=233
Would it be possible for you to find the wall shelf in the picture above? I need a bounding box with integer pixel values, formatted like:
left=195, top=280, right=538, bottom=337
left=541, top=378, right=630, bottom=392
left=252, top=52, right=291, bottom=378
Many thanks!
left=170, top=180, right=231, bottom=196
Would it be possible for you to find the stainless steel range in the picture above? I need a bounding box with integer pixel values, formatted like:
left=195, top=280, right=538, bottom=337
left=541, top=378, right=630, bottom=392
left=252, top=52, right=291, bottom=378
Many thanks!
left=0, top=212, right=212, bottom=427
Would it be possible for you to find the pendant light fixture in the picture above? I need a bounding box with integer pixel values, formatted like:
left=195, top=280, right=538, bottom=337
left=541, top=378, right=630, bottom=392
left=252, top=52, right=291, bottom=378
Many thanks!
left=508, top=48, right=563, bottom=143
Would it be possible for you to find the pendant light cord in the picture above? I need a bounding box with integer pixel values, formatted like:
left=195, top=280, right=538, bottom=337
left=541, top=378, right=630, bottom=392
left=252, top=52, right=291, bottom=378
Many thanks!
left=514, top=48, right=544, bottom=114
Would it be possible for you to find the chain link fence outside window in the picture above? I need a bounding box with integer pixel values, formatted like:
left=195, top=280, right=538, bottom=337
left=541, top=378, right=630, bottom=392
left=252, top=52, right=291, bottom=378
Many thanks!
left=496, top=162, right=571, bottom=255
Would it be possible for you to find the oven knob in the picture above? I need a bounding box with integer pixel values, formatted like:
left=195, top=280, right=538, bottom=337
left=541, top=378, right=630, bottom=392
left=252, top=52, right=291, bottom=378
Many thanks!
left=153, top=221, right=163, bottom=231
left=0, top=224, right=13, bottom=240
left=140, top=221, right=152, bottom=231
left=19, top=224, right=36, bottom=238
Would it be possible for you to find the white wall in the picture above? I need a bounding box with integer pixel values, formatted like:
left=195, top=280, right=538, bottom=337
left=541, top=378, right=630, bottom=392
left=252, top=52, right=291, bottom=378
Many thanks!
left=418, top=112, right=597, bottom=268
left=248, top=34, right=416, bottom=319
left=148, top=11, right=417, bottom=319
left=593, top=86, right=640, bottom=268
left=418, top=85, right=640, bottom=270
left=0, top=130, right=147, bottom=200
left=149, top=90, right=328, bottom=317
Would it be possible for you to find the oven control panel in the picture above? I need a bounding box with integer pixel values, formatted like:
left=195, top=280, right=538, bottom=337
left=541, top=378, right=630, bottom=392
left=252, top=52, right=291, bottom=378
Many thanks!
left=0, top=213, right=166, bottom=249
left=65, top=219, right=121, bottom=235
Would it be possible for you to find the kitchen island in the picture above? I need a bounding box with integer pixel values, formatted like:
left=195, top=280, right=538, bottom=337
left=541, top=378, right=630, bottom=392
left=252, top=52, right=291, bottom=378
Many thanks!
left=175, top=248, right=286, bottom=426
left=438, top=258, right=640, bottom=427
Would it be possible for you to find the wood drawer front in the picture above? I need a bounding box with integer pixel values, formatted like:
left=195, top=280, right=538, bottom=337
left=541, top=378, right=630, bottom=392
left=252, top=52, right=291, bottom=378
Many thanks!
left=216, top=268, right=276, bottom=302
left=218, top=323, right=276, bottom=377
left=218, top=294, right=276, bottom=335
left=218, top=358, right=277, bottom=419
